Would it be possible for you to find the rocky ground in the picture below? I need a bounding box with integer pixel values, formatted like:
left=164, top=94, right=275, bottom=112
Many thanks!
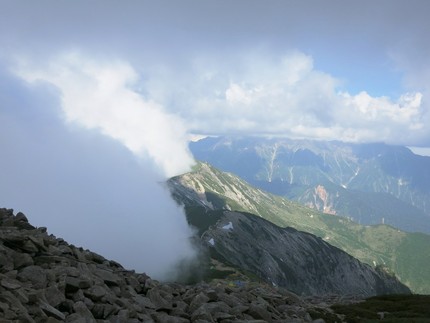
left=0, top=208, right=360, bottom=322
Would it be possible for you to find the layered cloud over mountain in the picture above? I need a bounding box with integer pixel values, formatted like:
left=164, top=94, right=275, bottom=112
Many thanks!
left=2, top=0, right=429, bottom=146
left=141, top=51, right=426, bottom=145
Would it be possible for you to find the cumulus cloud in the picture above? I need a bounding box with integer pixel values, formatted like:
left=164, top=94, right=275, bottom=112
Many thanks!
left=1, top=59, right=197, bottom=280
left=14, top=52, right=194, bottom=177
left=140, top=51, right=429, bottom=146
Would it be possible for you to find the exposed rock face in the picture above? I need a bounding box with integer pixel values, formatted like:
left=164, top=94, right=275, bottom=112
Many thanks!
left=1, top=207, right=353, bottom=322
left=203, top=211, right=411, bottom=297
left=305, top=185, right=336, bottom=215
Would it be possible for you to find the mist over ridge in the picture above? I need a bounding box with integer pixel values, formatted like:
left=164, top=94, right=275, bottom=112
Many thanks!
left=0, top=62, right=197, bottom=280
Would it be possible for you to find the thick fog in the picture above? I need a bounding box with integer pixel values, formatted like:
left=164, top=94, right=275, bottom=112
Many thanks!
left=0, top=64, right=197, bottom=280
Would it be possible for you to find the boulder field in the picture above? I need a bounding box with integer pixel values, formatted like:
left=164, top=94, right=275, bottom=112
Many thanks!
left=0, top=208, right=383, bottom=322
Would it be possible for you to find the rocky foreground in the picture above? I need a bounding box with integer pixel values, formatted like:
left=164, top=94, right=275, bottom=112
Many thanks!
left=1, top=208, right=363, bottom=322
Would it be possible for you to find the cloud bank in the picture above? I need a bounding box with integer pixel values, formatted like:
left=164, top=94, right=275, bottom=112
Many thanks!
left=15, top=53, right=194, bottom=178
left=142, top=51, right=428, bottom=146
left=0, top=60, right=196, bottom=280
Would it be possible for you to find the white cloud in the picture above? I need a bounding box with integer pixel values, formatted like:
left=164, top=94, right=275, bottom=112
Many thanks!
left=226, top=83, right=257, bottom=105
left=14, top=50, right=429, bottom=148
left=6, top=53, right=201, bottom=279
left=409, top=146, right=430, bottom=157
left=15, top=52, right=194, bottom=178
left=141, top=51, right=428, bottom=146
left=340, top=91, right=423, bottom=124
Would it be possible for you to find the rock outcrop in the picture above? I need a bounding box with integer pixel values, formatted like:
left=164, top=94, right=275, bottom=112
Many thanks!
left=203, top=211, right=411, bottom=297
left=0, top=207, right=355, bottom=322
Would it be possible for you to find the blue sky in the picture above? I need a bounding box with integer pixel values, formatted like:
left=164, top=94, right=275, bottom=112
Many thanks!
left=1, top=0, right=430, bottom=273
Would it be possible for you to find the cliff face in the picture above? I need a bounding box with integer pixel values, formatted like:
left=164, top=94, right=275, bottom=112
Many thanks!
left=202, top=211, right=410, bottom=297
left=302, top=185, right=337, bottom=215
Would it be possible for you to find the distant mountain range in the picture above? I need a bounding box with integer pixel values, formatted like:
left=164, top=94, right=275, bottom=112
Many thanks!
left=190, top=136, right=430, bottom=234
left=168, top=162, right=430, bottom=294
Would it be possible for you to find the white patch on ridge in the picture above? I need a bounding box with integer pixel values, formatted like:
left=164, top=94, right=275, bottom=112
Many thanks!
left=208, top=238, right=215, bottom=246
left=222, top=222, right=234, bottom=230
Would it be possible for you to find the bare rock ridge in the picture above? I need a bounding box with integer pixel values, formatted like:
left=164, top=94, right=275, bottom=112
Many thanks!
left=202, top=211, right=411, bottom=297
left=0, top=207, right=362, bottom=322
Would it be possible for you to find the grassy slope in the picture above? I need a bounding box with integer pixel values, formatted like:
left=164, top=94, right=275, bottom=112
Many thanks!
left=172, top=162, right=430, bottom=294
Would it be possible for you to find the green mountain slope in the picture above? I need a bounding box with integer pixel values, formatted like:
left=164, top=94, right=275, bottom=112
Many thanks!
left=168, top=162, right=430, bottom=294
left=190, top=137, right=430, bottom=233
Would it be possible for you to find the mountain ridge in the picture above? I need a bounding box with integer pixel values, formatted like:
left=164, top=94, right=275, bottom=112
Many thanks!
left=168, top=161, right=430, bottom=294
left=190, top=136, right=430, bottom=233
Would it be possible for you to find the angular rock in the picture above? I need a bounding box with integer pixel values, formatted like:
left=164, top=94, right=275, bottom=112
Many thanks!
left=13, top=252, right=34, bottom=269
left=40, top=301, right=66, bottom=320
left=147, top=288, right=172, bottom=310
left=150, top=311, right=189, bottom=323
left=133, top=295, right=156, bottom=309
left=116, top=309, right=130, bottom=321
left=71, top=289, right=86, bottom=302
left=246, top=303, right=272, bottom=321
left=84, top=285, right=106, bottom=302
left=189, top=292, right=210, bottom=313
left=0, top=252, right=14, bottom=272
left=45, top=285, right=66, bottom=308
left=229, top=304, right=249, bottom=315
left=91, top=303, right=117, bottom=319
left=65, top=276, right=92, bottom=293
left=65, top=313, right=90, bottom=322
left=14, top=212, right=35, bottom=230
left=27, top=289, right=47, bottom=304
left=191, top=302, right=231, bottom=322
left=94, top=268, right=120, bottom=287
left=125, top=275, right=143, bottom=294
left=17, top=265, right=47, bottom=289
left=1, top=276, right=22, bottom=290
left=12, top=287, right=29, bottom=303
left=72, top=301, right=95, bottom=321
left=218, top=292, right=246, bottom=308
left=27, top=235, right=47, bottom=252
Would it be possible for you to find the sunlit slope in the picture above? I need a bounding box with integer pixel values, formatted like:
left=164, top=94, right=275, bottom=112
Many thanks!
left=169, top=162, right=430, bottom=294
